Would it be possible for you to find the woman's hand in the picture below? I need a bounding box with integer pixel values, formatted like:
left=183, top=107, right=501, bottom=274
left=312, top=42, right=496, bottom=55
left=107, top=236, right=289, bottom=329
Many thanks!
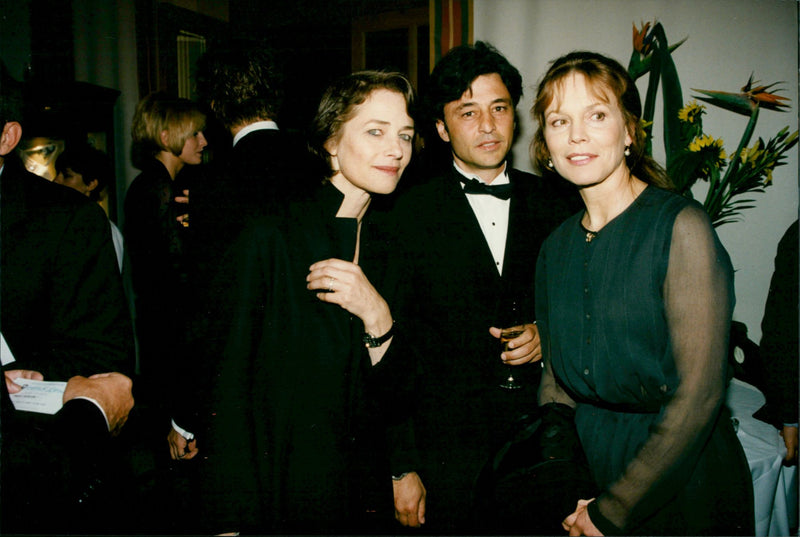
left=488, top=323, right=541, bottom=365
left=175, top=189, right=189, bottom=227
left=781, top=425, right=798, bottom=464
left=307, top=258, right=392, bottom=337
left=562, top=499, right=603, bottom=536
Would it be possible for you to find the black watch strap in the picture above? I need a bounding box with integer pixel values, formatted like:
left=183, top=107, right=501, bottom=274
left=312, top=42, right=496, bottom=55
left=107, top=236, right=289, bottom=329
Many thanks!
left=363, top=323, right=394, bottom=348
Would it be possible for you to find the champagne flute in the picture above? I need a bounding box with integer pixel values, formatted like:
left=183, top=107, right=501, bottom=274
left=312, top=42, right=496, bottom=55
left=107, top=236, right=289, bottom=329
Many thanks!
left=499, top=326, right=524, bottom=389
left=498, top=300, right=524, bottom=390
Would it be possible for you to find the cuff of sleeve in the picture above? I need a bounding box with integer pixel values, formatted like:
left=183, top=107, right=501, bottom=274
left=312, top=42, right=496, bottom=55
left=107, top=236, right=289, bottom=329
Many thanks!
left=56, top=398, right=110, bottom=439
left=172, top=419, right=195, bottom=440
left=72, top=396, right=110, bottom=431
left=587, top=498, right=624, bottom=536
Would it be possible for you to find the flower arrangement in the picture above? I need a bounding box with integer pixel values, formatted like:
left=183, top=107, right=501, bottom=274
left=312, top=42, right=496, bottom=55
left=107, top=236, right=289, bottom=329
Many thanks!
left=627, top=21, right=798, bottom=227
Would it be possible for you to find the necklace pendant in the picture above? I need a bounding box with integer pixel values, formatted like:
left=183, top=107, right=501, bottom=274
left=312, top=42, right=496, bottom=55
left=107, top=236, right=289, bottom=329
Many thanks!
left=585, top=231, right=596, bottom=243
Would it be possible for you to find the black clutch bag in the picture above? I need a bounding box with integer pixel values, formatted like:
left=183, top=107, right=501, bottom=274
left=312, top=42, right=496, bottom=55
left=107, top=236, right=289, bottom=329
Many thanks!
left=474, top=403, right=598, bottom=535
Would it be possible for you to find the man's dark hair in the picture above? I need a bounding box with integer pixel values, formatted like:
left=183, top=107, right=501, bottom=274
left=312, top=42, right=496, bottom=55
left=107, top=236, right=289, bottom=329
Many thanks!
left=195, top=42, right=284, bottom=130
left=56, top=144, right=114, bottom=201
left=0, top=61, right=24, bottom=128
left=425, top=41, right=523, bottom=125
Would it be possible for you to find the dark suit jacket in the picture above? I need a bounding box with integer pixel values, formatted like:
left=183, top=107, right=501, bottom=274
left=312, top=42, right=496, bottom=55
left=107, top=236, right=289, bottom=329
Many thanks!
left=187, top=128, right=311, bottom=277
left=1, top=392, right=116, bottom=534
left=383, top=165, right=580, bottom=531
left=175, top=128, right=311, bottom=432
left=0, top=156, right=133, bottom=533
left=757, top=219, right=798, bottom=426
left=1, top=156, right=133, bottom=378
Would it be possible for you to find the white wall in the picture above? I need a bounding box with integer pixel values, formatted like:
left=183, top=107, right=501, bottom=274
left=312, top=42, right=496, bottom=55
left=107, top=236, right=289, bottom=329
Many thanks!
left=475, top=0, right=799, bottom=342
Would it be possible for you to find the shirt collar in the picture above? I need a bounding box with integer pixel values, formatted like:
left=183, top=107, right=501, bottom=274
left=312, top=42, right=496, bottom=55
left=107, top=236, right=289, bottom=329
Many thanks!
left=233, top=120, right=279, bottom=147
left=452, top=160, right=510, bottom=186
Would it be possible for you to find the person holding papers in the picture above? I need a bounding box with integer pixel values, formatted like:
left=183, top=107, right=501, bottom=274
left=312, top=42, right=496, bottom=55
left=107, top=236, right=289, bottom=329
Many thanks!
left=0, top=63, right=134, bottom=534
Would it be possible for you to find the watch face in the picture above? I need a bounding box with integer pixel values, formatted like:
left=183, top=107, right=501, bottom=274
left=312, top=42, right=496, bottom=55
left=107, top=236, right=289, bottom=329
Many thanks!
left=362, top=334, right=381, bottom=348
left=362, top=324, right=394, bottom=347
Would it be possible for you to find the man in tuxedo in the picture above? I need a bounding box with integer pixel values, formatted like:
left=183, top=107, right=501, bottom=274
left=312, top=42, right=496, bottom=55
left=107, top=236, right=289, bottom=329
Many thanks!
left=0, top=65, right=134, bottom=533
left=384, top=42, right=580, bottom=532
left=168, top=41, right=308, bottom=460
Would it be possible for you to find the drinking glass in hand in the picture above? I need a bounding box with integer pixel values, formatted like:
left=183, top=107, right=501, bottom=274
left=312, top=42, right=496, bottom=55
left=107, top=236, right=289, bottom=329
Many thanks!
left=499, top=326, right=524, bottom=390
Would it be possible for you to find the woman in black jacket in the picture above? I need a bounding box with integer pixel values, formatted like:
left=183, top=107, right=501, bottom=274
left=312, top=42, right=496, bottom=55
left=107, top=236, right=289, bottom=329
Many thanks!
left=124, top=92, right=207, bottom=412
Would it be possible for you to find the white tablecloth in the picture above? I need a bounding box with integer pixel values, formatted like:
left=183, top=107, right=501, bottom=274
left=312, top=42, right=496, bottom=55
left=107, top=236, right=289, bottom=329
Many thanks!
left=727, top=378, right=798, bottom=536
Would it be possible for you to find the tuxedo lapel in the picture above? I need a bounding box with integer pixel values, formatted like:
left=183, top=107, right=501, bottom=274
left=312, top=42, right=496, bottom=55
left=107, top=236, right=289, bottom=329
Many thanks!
left=499, top=169, right=547, bottom=320
left=439, top=168, right=503, bottom=284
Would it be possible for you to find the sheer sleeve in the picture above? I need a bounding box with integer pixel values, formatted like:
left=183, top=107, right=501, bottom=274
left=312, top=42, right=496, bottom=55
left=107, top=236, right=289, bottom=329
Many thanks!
left=591, top=204, right=734, bottom=532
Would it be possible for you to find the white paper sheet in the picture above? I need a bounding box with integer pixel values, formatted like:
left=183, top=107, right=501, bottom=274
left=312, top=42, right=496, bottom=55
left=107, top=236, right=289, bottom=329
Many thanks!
left=8, top=378, right=67, bottom=414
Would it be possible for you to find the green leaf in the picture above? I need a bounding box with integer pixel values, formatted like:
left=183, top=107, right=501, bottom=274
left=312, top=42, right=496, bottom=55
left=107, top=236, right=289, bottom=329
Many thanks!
left=651, top=23, right=684, bottom=170
left=628, top=37, right=686, bottom=80
left=693, top=89, right=754, bottom=116
left=627, top=50, right=647, bottom=81
left=641, top=50, right=661, bottom=156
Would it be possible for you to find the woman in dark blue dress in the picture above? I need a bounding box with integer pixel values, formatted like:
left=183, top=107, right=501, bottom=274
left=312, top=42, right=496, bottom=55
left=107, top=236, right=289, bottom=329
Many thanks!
left=530, top=51, right=754, bottom=535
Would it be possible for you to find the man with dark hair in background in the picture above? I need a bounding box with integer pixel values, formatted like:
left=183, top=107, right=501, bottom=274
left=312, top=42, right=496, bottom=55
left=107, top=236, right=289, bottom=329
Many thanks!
left=168, top=40, right=309, bottom=461
left=382, top=42, right=581, bottom=533
left=55, top=143, right=124, bottom=270
left=0, top=62, right=135, bottom=534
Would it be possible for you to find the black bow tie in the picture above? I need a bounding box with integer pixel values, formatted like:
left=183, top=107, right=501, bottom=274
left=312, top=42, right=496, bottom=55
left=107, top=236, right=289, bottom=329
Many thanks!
left=460, top=177, right=513, bottom=200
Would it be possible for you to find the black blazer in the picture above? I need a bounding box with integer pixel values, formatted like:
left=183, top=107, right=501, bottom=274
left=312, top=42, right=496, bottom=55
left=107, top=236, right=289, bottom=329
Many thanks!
left=1, top=157, right=133, bottom=533
left=1, top=392, right=117, bottom=534
left=382, top=165, right=580, bottom=531
left=175, top=128, right=310, bottom=432
left=188, top=128, right=311, bottom=275
left=1, top=156, right=133, bottom=378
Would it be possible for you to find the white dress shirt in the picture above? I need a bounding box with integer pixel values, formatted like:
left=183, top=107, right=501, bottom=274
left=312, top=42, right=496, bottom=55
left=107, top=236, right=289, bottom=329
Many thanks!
left=454, top=161, right=511, bottom=275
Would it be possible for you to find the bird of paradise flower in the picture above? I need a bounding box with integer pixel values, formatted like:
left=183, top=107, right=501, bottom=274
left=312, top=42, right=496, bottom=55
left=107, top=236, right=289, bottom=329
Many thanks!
left=628, top=21, right=798, bottom=226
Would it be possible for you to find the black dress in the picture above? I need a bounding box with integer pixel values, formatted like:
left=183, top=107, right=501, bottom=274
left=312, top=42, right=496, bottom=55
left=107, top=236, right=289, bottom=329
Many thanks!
left=197, top=182, right=394, bottom=534
left=536, top=186, right=754, bottom=535
left=123, top=159, right=193, bottom=398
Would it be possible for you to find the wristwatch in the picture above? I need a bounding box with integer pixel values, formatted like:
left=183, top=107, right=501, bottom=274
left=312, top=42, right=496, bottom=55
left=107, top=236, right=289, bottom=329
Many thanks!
left=362, top=323, right=394, bottom=348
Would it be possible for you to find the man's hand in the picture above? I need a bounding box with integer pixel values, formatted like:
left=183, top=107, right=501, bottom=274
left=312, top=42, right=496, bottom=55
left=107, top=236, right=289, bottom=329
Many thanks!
left=489, top=323, right=541, bottom=365
left=63, top=373, right=134, bottom=435
left=4, top=369, right=44, bottom=393
left=781, top=425, right=798, bottom=464
left=168, top=427, right=199, bottom=460
left=393, top=471, right=426, bottom=527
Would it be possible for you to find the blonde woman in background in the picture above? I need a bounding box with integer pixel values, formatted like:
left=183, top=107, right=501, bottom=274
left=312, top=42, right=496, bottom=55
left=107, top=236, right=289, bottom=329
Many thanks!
left=124, top=93, right=207, bottom=421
